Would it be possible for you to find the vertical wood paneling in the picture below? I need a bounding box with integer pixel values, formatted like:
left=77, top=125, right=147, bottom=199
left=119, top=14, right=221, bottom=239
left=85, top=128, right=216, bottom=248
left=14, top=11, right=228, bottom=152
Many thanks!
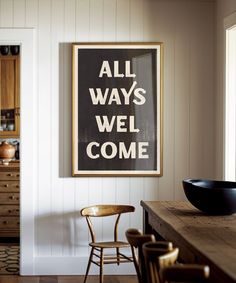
left=37, top=0, right=52, bottom=256
left=101, top=178, right=116, bottom=241
left=116, top=178, right=131, bottom=241
left=143, top=1, right=161, bottom=41
left=90, top=0, right=103, bottom=41
left=0, top=0, right=13, bottom=27
left=128, top=0, right=145, bottom=233
left=88, top=178, right=103, bottom=241
left=143, top=178, right=158, bottom=201
left=103, top=0, right=116, bottom=41
left=62, top=0, right=76, bottom=256
left=25, top=0, right=38, bottom=263
left=189, top=3, right=209, bottom=179
left=174, top=2, right=191, bottom=200
left=154, top=2, right=175, bottom=200
left=13, top=0, right=25, bottom=27
left=25, top=0, right=38, bottom=27
left=75, top=178, right=89, bottom=256
left=116, top=0, right=130, bottom=41
left=130, top=0, right=143, bottom=41
left=0, top=0, right=215, bottom=270
left=76, top=0, right=90, bottom=41
left=130, top=178, right=144, bottom=230
left=201, top=4, right=215, bottom=179
left=51, top=0, right=64, bottom=256
left=74, top=0, right=90, bottom=257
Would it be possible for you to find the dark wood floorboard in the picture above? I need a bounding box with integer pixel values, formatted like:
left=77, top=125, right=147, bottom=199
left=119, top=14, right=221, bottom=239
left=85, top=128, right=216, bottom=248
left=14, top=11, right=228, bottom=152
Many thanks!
left=0, top=275, right=138, bottom=283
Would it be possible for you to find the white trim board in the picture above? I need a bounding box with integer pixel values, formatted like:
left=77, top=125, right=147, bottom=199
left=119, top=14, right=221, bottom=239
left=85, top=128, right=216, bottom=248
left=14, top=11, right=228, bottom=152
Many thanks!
left=0, top=28, right=36, bottom=275
left=223, top=12, right=236, bottom=179
left=224, top=10, right=236, bottom=30
left=34, top=256, right=135, bottom=275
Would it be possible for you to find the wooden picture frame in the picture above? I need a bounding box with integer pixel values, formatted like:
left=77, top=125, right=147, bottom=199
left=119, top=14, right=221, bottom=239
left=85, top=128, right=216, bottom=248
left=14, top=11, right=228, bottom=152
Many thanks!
left=72, top=43, right=163, bottom=176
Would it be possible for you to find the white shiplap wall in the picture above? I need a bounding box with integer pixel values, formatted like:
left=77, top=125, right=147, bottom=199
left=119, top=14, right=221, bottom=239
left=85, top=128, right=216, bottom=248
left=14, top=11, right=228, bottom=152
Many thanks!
left=215, top=0, right=236, bottom=179
left=0, top=0, right=215, bottom=275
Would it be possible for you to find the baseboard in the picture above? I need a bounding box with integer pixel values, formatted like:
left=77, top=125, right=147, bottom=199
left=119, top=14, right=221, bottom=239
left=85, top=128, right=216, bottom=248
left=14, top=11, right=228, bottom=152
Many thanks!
left=32, top=256, right=136, bottom=275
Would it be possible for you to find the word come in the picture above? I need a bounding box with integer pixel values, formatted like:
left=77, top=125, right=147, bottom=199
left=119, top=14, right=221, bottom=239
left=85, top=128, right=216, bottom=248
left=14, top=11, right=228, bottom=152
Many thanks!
left=86, top=141, right=149, bottom=159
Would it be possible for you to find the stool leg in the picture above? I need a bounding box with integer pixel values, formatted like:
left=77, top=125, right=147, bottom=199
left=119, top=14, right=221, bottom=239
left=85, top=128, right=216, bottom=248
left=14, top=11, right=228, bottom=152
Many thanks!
left=83, top=247, right=94, bottom=283
left=100, top=248, right=104, bottom=283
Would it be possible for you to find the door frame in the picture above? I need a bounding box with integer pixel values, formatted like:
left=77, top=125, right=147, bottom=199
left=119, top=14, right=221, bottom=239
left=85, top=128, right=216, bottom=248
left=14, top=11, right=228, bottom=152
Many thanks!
left=0, top=28, right=36, bottom=275
left=223, top=12, right=236, bottom=180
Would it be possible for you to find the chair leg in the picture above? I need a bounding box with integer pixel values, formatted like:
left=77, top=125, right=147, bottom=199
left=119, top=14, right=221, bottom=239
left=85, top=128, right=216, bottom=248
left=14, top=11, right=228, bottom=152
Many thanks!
left=83, top=247, right=94, bottom=283
left=100, top=248, right=104, bottom=283
left=116, top=248, right=120, bottom=265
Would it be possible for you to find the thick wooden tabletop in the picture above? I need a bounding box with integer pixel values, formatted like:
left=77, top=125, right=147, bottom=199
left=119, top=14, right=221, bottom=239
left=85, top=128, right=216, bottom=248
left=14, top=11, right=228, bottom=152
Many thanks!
left=140, top=201, right=236, bottom=283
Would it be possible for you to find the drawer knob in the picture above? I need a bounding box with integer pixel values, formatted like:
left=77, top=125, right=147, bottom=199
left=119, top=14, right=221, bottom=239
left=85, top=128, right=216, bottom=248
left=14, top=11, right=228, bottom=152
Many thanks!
left=9, top=195, right=15, bottom=200
left=7, top=174, right=13, bottom=177
left=16, top=174, right=20, bottom=177
left=4, top=184, right=9, bottom=188
left=3, top=221, right=9, bottom=225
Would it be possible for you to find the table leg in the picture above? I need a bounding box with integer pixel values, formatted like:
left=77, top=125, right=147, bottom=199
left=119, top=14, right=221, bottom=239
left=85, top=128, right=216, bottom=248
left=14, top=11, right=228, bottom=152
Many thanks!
left=143, top=209, right=152, bottom=234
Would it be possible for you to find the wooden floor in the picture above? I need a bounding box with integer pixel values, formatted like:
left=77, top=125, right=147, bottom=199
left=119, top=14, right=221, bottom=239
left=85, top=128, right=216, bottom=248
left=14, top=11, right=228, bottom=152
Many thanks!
left=0, top=275, right=138, bottom=283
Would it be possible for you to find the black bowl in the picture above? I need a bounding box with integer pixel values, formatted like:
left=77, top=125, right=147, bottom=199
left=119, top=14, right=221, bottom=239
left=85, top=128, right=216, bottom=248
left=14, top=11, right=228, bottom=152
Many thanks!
left=182, top=179, right=236, bottom=215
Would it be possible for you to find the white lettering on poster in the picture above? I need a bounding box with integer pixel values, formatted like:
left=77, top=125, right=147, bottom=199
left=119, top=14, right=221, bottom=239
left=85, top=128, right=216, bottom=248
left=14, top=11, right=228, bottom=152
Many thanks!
left=99, top=61, right=136, bottom=78
left=86, top=60, right=150, bottom=160
left=89, top=81, right=146, bottom=105
left=95, top=116, right=139, bottom=133
left=86, top=141, right=149, bottom=159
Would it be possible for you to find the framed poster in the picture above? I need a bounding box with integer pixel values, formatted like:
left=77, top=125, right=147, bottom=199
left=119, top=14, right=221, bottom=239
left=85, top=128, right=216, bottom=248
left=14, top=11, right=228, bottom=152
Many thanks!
left=72, top=43, right=163, bottom=176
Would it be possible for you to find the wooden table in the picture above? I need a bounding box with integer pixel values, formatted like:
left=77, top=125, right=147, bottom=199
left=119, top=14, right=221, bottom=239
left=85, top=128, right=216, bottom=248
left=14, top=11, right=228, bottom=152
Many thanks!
left=141, top=201, right=236, bottom=283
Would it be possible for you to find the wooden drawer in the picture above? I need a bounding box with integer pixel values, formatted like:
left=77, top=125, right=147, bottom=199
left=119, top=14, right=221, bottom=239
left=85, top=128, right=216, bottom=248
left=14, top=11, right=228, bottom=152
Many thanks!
left=0, top=192, right=19, bottom=204
left=0, top=216, right=19, bottom=229
left=0, top=205, right=19, bottom=216
left=0, top=181, right=20, bottom=192
left=0, top=171, right=20, bottom=180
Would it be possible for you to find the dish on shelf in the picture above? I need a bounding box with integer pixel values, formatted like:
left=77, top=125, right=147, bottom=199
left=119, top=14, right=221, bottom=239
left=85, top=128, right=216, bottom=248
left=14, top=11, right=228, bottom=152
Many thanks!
left=0, top=158, right=12, bottom=165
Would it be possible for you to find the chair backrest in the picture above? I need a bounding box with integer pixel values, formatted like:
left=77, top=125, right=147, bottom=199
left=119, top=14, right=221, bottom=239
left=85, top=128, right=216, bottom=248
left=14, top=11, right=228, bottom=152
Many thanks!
left=143, top=242, right=179, bottom=283
left=160, top=264, right=210, bottom=283
left=81, top=205, right=135, bottom=243
left=126, top=229, right=173, bottom=283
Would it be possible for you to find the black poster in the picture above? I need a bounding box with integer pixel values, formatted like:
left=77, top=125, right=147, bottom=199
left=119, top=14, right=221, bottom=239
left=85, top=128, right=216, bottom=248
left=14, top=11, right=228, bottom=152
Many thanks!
left=72, top=43, right=162, bottom=176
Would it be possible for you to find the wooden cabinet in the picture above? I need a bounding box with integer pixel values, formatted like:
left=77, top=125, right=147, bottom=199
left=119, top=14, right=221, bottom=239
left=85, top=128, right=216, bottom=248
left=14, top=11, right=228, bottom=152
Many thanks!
left=0, top=162, right=20, bottom=237
left=0, top=55, right=20, bottom=138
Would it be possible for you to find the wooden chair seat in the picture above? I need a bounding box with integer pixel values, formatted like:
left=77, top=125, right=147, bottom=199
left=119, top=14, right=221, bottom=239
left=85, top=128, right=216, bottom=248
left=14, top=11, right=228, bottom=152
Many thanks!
left=126, top=228, right=173, bottom=283
left=160, top=264, right=210, bottom=283
left=81, top=204, right=135, bottom=283
left=143, top=242, right=179, bottom=283
left=90, top=241, right=130, bottom=249
left=143, top=241, right=210, bottom=283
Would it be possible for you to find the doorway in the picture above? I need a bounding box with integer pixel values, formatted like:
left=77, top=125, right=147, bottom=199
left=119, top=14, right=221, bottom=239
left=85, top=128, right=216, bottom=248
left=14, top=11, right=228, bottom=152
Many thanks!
left=0, top=44, right=20, bottom=274
left=0, top=28, right=35, bottom=275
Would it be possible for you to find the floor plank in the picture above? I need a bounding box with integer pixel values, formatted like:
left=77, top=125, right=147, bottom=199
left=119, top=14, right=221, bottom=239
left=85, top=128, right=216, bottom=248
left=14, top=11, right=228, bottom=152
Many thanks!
left=0, top=276, right=138, bottom=283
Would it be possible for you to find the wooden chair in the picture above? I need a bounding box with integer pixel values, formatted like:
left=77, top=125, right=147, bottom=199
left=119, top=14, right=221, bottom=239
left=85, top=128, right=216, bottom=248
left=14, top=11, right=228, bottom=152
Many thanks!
left=126, top=228, right=173, bottom=283
left=160, top=264, right=210, bottom=283
left=143, top=242, right=179, bottom=283
left=81, top=205, right=135, bottom=283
